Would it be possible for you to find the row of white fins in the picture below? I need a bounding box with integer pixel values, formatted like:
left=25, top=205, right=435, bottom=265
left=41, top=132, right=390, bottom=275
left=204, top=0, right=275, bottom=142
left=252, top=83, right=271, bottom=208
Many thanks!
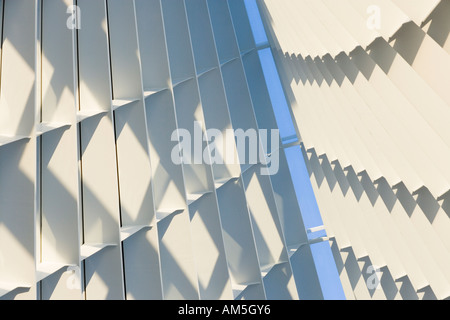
left=265, top=0, right=450, bottom=299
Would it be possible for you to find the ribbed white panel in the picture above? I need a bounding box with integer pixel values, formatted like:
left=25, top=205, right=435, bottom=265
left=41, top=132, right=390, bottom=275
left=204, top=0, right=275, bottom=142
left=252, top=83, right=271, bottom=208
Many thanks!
left=260, top=0, right=450, bottom=299
left=0, top=0, right=318, bottom=300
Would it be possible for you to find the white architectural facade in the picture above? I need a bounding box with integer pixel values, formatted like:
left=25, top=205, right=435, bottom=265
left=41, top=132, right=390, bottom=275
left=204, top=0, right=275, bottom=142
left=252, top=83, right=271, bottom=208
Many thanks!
left=2, top=0, right=447, bottom=301
left=260, top=0, right=450, bottom=299
left=0, top=0, right=332, bottom=300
